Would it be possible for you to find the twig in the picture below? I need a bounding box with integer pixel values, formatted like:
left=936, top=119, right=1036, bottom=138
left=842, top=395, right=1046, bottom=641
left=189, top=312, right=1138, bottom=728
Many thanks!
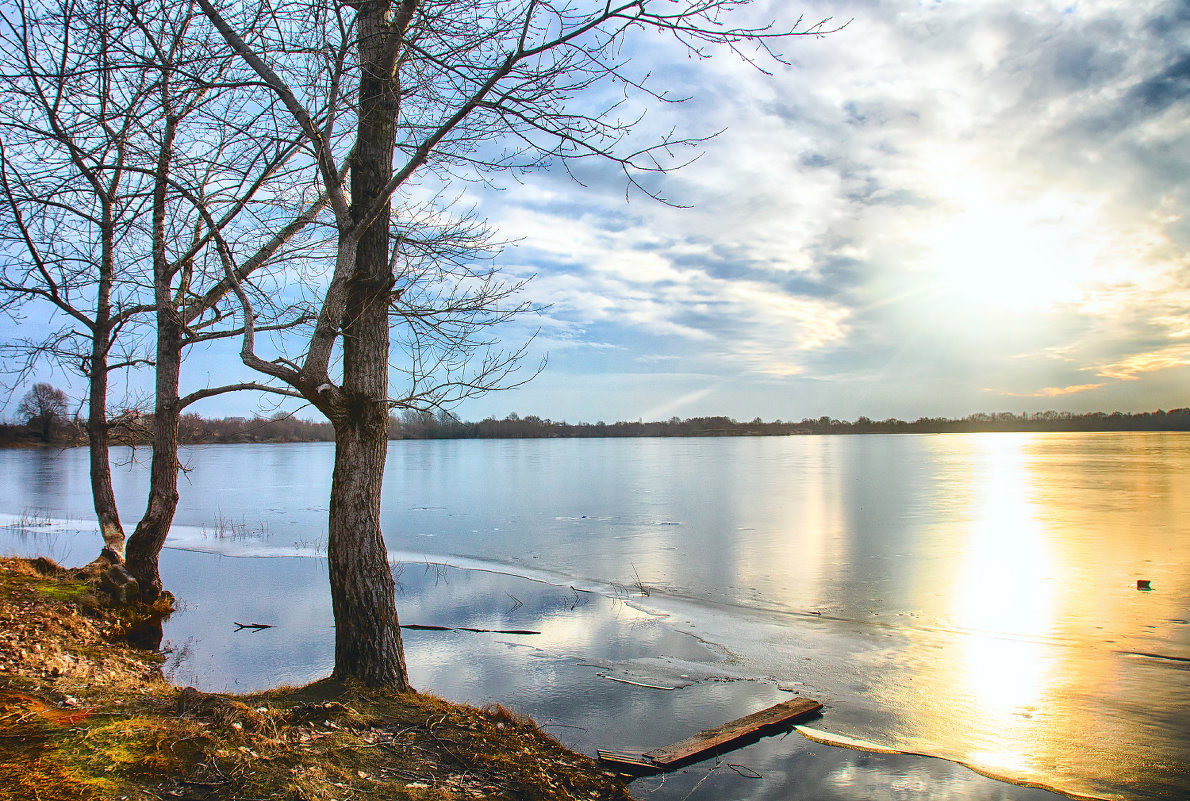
left=728, top=763, right=762, bottom=779
left=400, top=623, right=539, bottom=635
left=631, top=563, right=650, bottom=597
left=679, top=758, right=722, bottom=801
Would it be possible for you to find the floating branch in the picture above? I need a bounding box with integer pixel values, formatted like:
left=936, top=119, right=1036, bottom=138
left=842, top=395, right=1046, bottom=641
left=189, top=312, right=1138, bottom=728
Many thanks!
left=233, top=622, right=274, bottom=631
left=598, top=697, right=823, bottom=772
left=400, top=623, right=540, bottom=635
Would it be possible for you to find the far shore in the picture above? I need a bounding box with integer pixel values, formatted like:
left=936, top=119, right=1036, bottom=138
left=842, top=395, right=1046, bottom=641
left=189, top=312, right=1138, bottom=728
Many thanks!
left=3, top=405, right=1189, bottom=449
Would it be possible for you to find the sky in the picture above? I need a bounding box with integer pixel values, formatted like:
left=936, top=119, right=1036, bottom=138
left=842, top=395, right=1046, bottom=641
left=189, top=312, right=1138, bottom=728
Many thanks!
left=4, top=0, right=1189, bottom=424
left=454, top=0, right=1190, bottom=424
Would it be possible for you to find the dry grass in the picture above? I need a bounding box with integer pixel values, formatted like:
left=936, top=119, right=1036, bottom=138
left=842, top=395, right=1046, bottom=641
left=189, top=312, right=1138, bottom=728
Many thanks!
left=0, top=557, right=633, bottom=801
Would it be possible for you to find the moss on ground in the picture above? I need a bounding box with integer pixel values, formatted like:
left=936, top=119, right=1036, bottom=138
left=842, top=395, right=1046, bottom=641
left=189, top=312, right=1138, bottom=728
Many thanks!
left=0, top=557, right=633, bottom=801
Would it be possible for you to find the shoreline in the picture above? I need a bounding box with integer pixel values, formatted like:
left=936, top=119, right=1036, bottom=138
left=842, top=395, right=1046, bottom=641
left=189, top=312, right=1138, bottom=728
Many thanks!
left=2, top=515, right=1101, bottom=801
left=0, top=555, right=634, bottom=801
left=1, top=522, right=1085, bottom=801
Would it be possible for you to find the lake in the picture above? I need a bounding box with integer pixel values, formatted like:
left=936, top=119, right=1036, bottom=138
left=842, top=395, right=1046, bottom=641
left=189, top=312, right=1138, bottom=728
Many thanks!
left=2, top=432, right=1188, bottom=800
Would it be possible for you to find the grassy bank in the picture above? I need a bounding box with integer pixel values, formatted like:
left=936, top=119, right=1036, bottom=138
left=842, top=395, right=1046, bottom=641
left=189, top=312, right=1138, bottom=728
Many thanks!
left=0, top=557, right=633, bottom=801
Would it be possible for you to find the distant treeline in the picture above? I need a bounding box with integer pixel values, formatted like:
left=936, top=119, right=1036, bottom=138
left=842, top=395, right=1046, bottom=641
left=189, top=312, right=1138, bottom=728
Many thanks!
left=0, top=413, right=339, bottom=447
left=4, top=407, right=1190, bottom=447
left=403, top=408, right=1190, bottom=438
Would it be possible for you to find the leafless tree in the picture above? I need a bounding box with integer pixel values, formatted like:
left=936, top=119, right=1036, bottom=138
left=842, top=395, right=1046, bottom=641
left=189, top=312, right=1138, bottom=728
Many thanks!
left=16, top=381, right=69, bottom=441
left=195, top=0, right=838, bottom=687
left=0, top=0, right=158, bottom=554
left=0, top=0, right=320, bottom=580
left=118, top=0, right=323, bottom=597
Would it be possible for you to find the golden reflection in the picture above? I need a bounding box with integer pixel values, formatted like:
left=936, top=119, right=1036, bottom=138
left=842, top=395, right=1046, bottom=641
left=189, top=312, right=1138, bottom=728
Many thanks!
left=864, top=433, right=1190, bottom=797
left=892, top=432, right=1190, bottom=797
left=953, top=435, right=1055, bottom=717
left=905, top=433, right=1059, bottom=780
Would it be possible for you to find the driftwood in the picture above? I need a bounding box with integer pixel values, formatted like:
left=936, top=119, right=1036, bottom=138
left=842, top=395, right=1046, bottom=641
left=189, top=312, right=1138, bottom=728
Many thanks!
left=598, top=696, right=823, bottom=772
left=400, top=624, right=540, bottom=635
left=233, top=622, right=274, bottom=631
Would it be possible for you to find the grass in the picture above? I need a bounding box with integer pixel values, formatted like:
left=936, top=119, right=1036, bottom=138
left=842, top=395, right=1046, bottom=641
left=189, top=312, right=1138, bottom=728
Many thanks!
left=200, top=511, right=271, bottom=542
left=0, top=556, right=634, bottom=801
left=2, top=507, right=55, bottom=530
left=610, top=565, right=651, bottom=600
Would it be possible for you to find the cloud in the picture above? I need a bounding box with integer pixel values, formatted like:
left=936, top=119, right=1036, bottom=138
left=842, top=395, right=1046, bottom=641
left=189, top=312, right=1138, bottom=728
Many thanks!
left=489, top=199, right=854, bottom=378
left=1093, top=346, right=1190, bottom=381
left=443, top=0, right=1190, bottom=419
left=1002, top=383, right=1110, bottom=398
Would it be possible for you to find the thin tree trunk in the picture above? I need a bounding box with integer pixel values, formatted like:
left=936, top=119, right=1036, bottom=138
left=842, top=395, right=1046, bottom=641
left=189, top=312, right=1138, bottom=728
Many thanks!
left=87, top=331, right=125, bottom=558
left=123, top=324, right=181, bottom=601
left=90, top=204, right=125, bottom=559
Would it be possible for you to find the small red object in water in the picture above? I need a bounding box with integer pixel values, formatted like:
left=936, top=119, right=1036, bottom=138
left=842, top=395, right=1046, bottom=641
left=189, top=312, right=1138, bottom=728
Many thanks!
left=1137, top=580, right=1152, bottom=590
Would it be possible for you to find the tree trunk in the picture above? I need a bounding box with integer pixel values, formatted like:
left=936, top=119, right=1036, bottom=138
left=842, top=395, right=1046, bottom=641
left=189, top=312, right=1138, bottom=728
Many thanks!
left=322, top=0, right=409, bottom=688
left=87, top=331, right=125, bottom=558
left=124, top=114, right=181, bottom=601
left=123, top=305, right=181, bottom=599
left=123, top=327, right=180, bottom=601
left=328, top=414, right=409, bottom=687
left=89, top=202, right=125, bottom=559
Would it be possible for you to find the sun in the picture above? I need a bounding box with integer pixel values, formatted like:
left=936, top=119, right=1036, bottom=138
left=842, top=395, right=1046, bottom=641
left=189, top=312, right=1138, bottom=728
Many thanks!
left=919, top=191, right=1099, bottom=314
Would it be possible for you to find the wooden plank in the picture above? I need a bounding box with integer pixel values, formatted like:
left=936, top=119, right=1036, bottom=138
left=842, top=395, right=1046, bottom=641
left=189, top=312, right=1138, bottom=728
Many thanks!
left=595, top=750, right=655, bottom=769
left=642, top=697, right=822, bottom=766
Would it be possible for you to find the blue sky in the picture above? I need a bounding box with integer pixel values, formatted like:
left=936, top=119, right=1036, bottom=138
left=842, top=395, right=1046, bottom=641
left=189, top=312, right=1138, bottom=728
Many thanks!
left=4, top=0, right=1189, bottom=424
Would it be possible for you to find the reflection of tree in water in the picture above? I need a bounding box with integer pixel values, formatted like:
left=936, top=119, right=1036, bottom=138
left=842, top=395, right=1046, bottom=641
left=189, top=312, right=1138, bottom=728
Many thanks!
left=164, top=637, right=196, bottom=686
left=126, top=617, right=165, bottom=652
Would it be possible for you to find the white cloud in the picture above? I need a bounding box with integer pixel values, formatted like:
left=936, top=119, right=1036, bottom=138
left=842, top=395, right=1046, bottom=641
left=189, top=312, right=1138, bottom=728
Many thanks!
left=468, top=0, right=1190, bottom=419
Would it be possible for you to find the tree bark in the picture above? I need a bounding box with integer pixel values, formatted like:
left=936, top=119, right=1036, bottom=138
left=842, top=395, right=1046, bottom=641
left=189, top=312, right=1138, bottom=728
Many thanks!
left=87, top=330, right=125, bottom=558
left=328, top=414, right=409, bottom=687
left=322, top=0, right=410, bottom=688
left=124, top=114, right=181, bottom=601
left=88, top=203, right=125, bottom=558
left=123, top=318, right=181, bottom=601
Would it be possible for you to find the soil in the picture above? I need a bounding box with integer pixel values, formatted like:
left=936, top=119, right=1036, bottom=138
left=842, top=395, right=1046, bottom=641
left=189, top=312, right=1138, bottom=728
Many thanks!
left=0, top=556, right=634, bottom=801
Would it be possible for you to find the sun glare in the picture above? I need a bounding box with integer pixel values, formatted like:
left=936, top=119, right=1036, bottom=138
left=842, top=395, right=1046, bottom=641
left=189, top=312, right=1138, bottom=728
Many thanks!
left=920, top=193, right=1100, bottom=314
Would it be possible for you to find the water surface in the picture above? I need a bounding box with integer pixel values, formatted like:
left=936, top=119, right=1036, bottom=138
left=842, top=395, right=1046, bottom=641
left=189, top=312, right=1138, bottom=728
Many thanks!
left=2, top=432, right=1187, bottom=799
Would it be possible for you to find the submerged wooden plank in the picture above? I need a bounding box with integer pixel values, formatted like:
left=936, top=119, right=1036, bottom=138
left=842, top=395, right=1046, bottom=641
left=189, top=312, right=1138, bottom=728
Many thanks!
left=595, top=750, right=655, bottom=769
left=642, top=697, right=822, bottom=766
left=597, top=696, right=823, bottom=772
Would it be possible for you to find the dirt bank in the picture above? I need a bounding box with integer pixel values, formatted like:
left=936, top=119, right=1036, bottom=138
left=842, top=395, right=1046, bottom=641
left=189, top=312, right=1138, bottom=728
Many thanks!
left=0, top=557, right=633, bottom=801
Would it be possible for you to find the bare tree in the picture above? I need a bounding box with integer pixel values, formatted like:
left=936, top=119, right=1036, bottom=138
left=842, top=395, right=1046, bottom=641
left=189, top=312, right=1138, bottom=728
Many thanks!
left=16, top=382, right=69, bottom=441
left=192, top=0, right=836, bottom=687
left=0, top=0, right=319, bottom=579
left=118, top=0, right=322, bottom=598
left=0, top=0, right=157, bottom=555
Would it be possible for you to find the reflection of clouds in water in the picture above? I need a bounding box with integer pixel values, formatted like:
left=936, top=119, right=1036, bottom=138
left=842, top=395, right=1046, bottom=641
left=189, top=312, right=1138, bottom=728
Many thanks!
left=158, top=548, right=1058, bottom=801
left=628, top=724, right=1063, bottom=801
left=159, top=550, right=335, bottom=692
